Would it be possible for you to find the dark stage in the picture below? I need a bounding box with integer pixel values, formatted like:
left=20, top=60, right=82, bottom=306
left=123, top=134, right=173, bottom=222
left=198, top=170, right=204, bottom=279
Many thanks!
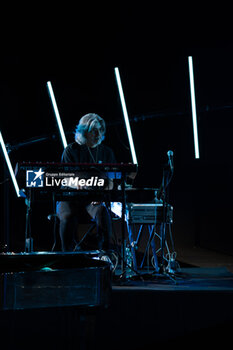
left=1, top=7, right=233, bottom=349
left=1, top=255, right=233, bottom=349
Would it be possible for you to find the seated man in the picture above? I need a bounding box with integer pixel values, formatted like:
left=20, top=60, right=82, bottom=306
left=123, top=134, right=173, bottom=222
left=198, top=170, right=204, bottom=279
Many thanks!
left=56, top=113, right=116, bottom=252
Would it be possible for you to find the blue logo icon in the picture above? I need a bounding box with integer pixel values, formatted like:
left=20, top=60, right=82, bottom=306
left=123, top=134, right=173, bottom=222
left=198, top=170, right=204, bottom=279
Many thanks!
left=26, top=168, right=44, bottom=187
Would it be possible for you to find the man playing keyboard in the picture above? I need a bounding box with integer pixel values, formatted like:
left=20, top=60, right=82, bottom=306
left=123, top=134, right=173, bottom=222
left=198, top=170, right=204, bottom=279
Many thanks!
left=56, top=113, right=116, bottom=252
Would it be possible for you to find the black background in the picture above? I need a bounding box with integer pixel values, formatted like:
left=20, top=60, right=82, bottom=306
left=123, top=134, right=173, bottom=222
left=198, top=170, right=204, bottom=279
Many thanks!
left=1, top=6, right=233, bottom=254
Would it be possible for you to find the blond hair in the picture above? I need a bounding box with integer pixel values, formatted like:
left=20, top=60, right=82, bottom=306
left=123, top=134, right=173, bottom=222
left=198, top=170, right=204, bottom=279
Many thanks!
left=74, top=113, right=106, bottom=145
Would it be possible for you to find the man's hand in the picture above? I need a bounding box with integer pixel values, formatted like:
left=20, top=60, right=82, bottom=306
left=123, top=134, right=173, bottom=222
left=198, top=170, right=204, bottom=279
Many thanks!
left=91, top=201, right=101, bottom=206
left=128, top=172, right=137, bottom=180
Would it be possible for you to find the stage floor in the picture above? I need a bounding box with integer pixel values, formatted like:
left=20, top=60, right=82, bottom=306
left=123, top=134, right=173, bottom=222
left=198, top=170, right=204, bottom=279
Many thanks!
left=94, top=266, right=233, bottom=348
left=175, top=244, right=233, bottom=273
left=1, top=253, right=233, bottom=349
left=113, top=266, right=233, bottom=291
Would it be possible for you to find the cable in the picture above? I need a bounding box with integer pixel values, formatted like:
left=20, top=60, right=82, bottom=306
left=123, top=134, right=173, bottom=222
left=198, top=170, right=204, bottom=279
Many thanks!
left=0, top=178, right=9, bottom=185
left=110, top=216, right=143, bottom=279
left=168, top=223, right=175, bottom=253
left=74, top=223, right=97, bottom=250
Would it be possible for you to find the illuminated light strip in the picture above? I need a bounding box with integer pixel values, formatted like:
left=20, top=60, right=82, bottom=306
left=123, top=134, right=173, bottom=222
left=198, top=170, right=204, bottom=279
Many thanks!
left=188, top=56, right=200, bottom=159
left=114, top=67, right=138, bottom=165
left=0, top=131, right=20, bottom=197
left=47, top=81, right=68, bottom=149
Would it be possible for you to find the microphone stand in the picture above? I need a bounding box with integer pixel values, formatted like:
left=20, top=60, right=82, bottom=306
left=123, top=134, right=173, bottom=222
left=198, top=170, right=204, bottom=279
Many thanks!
left=120, top=173, right=127, bottom=278
left=4, top=135, right=56, bottom=253
left=25, top=189, right=33, bottom=252
left=6, top=134, right=56, bottom=153
left=158, top=162, right=174, bottom=271
left=2, top=162, right=10, bottom=252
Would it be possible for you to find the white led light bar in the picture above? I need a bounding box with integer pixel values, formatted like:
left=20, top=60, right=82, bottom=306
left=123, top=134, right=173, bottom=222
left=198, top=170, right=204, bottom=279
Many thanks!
left=188, top=56, right=200, bottom=159
left=114, top=67, right=138, bottom=165
left=0, top=131, right=21, bottom=197
left=47, top=81, right=68, bottom=149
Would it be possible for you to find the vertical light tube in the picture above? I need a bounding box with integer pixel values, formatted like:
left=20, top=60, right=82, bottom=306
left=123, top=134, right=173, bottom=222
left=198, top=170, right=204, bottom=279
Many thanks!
left=114, top=67, right=138, bottom=165
left=47, top=81, right=68, bottom=149
left=188, top=56, right=200, bottom=159
left=0, top=131, right=20, bottom=197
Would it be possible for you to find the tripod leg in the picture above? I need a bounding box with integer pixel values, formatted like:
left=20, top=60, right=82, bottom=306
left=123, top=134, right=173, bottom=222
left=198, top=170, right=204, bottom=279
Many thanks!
left=25, top=195, right=33, bottom=253
left=126, top=222, right=137, bottom=271
left=160, top=221, right=166, bottom=267
left=149, top=225, right=159, bottom=272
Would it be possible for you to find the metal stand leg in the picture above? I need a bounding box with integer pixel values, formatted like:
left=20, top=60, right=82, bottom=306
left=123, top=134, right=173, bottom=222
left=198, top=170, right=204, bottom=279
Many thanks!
left=25, top=190, right=33, bottom=252
left=126, top=222, right=138, bottom=272
left=120, top=175, right=127, bottom=277
left=125, top=223, right=160, bottom=273
left=149, top=225, right=159, bottom=273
